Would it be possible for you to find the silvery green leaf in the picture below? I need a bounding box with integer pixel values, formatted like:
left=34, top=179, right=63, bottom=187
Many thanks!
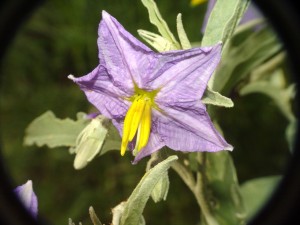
left=141, top=0, right=180, bottom=49
left=202, top=0, right=250, bottom=89
left=70, top=115, right=109, bottom=170
left=151, top=172, right=170, bottom=203
left=89, top=206, right=103, bottom=225
left=138, top=29, right=175, bottom=52
left=120, top=155, right=178, bottom=225
left=201, top=0, right=250, bottom=47
left=112, top=202, right=126, bottom=225
left=213, top=27, right=282, bottom=93
left=176, top=13, right=191, bottom=50
left=112, top=202, right=145, bottom=225
left=24, top=111, right=88, bottom=148
left=240, top=176, right=281, bottom=221
left=202, top=88, right=234, bottom=107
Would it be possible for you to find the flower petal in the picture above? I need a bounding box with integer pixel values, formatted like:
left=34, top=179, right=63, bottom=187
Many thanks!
left=69, top=66, right=129, bottom=119
left=156, top=101, right=233, bottom=152
left=99, top=11, right=159, bottom=89
left=153, top=44, right=222, bottom=105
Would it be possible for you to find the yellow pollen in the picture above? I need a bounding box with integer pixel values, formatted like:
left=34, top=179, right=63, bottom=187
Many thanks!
left=120, top=94, right=152, bottom=156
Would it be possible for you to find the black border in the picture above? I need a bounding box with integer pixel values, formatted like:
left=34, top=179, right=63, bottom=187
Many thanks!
left=0, top=0, right=299, bottom=224
left=249, top=1, right=300, bottom=224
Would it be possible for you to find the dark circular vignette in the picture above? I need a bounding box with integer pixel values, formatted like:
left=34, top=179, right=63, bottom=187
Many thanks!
left=249, top=0, right=300, bottom=225
left=0, top=1, right=48, bottom=225
left=0, top=0, right=299, bottom=225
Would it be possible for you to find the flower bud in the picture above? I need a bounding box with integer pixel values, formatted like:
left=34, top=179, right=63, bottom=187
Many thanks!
left=70, top=115, right=109, bottom=169
left=151, top=172, right=170, bottom=203
left=14, top=180, right=38, bottom=218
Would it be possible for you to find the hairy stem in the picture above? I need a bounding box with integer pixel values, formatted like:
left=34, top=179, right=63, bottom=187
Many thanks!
left=194, top=153, right=219, bottom=225
left=171, top=154, right=219, bottom=225
left=171, top=160, right=196, bottom=193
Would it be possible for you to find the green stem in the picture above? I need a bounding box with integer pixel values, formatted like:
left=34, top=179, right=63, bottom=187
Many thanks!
left=194, top=153, right=219, bottom=225
left=171, top=161, right=196, bottom=193
left=171, top=154, right=219, bottom=225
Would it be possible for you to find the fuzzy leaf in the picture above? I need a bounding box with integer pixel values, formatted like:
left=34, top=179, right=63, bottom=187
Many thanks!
left=151, top=172, right=170, bottom=203
left=202, top=0, right=250, bottom=89
left=24, top=111, right=88, bottom=148
left=138, top=29, right=175, bottom=52
left=240, top=176, right=281, bottom=221
left=141, top=0, right=180, bottom=49
left=120, top=155, right=178, bottom=225
left=112, top=202, right=145, bottom=225
left=202, top=88, right=234, bottom=107
left=176, top=13, right=191, bottom=49
left=201, top=0, right=250, bottom=47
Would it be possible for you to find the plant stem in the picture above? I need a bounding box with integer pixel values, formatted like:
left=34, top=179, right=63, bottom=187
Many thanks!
left=194, top=153, right=219, bottom=225
left=171, top=161, right=196, bottom=193
left=171, top=154, right=219, bottom=225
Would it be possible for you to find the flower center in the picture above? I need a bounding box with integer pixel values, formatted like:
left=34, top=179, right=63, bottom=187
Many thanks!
left=120, top=87, right=158, bottom=156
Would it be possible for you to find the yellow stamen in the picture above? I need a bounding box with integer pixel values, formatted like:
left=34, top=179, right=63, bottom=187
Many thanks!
left=121, top=98, right=139, bottom=156
left=137, top=101, right=151, bottom=151
left=128, top=98, right=146, bottom=141
left=120, top=84, right=158, bottom=156
left=132, top=123, right=142, bottom=156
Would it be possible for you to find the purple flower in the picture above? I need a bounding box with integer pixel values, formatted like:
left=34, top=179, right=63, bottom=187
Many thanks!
left=14, top=180, right=38, bottom=218
left=69, top=11, right=233, bottom=163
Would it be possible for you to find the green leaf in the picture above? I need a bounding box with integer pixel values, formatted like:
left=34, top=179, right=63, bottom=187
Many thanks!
left=202, top=88, right=234, bottom=107
left=201, top=0, right=250, bottom=47
left=204, top=151, right=246, bottom=225
left=24, top=111, right=88, bottom=148
left=141, top=0, right=180, bottom=49
left=176, top=13, right=191, bottom=49
left=137, top=29, right=175, bottom=52
left=213, top=27, right=282, bottom=93
left=112, top=202, right=145, bottom=225
left=120, top=155, right=178, bottom=225
left=240, top=176, right=281, bottom=220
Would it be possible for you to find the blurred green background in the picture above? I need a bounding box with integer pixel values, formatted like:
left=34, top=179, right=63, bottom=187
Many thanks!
left=0, top=0, right=291, bottom=224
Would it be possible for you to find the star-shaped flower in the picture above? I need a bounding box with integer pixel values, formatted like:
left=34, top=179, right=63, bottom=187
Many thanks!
left=69, top=11, right=233, bottom=163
